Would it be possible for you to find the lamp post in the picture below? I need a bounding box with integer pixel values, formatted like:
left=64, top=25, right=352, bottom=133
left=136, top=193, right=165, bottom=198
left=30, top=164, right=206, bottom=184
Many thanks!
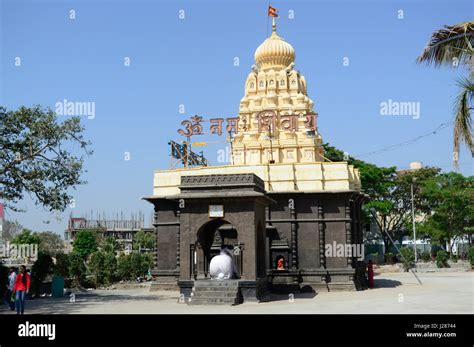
left=411, top=177, right=417, bottom=266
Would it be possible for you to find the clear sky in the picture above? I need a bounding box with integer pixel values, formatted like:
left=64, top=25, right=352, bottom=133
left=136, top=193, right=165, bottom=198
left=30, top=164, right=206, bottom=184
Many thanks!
left=1, top=0, right=473, bottom=235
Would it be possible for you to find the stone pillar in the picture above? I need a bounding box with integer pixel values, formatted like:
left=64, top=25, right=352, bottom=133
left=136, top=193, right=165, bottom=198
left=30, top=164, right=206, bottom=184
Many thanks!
left=318, top=205, right=325, bottom=269
left=345, top=203, right=352, bottom=268
left=176, top=210, right=181, bottom=271
left=290, top=207, right=297, bottom=270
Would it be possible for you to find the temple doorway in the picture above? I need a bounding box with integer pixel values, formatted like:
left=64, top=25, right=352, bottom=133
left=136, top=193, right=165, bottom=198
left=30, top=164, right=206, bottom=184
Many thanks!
left=192, top=219, right=242, bottom=279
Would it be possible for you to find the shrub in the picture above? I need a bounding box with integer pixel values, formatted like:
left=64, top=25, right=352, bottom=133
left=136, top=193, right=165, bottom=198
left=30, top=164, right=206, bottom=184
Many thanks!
left=117, top=253, right=153, bottom=281
left=469, top=247, right=474, bottom=267
left=69, top=252, right=87, bottom=287
left=31, top=252, right=54, bottom=296
left=54, top=253, right=70, bottom=277
left=450, top=254, right=458, bottom=263
left=117, top=254, right=132, bottom=281
left=399, top=247, right=414, bottom=271
left=103, top=252, right=117, bottom=285
left=89, top=251, right=106, bottom=287
left=421, top=251, right=431, bottom=262
left=436, top=250, right=449, bottom=268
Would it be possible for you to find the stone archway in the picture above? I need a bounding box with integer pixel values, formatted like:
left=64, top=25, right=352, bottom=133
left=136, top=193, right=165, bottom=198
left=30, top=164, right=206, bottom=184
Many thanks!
left=194, top=219, right=239, bottom=279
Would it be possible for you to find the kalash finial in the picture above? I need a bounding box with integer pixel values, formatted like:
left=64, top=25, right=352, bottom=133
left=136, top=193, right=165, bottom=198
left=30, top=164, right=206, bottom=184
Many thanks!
left=268, top=5, right=279, bottom=34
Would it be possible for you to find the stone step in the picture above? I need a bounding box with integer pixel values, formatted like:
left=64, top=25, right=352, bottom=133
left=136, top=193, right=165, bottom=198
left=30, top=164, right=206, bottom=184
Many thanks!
left=192, top=290, right=238, bottom=298
left=193, top=280, right=239, bottom=288
left=188, top=297, right=238, bottom=305
left=192, top=286, right=238, bottom=292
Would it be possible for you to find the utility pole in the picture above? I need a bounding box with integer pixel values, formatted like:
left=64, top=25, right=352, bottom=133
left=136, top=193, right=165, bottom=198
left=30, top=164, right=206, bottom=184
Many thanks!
left=411, top=177, right=417, bottom=266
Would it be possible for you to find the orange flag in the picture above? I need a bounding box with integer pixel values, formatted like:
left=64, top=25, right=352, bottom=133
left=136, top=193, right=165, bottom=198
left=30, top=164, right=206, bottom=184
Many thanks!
left=268, top=6, right=278, bottom=17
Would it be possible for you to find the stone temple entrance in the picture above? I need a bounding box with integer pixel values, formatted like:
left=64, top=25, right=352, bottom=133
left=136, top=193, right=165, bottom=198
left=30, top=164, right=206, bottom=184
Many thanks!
left=193, top=219, right=242, bottom=280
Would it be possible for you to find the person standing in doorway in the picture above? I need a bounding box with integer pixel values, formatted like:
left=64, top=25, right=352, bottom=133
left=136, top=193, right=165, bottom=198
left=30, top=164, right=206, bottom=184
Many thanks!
left=5, top=267, right=17, bottom=310
left=13, top=265, right=30, bottom=315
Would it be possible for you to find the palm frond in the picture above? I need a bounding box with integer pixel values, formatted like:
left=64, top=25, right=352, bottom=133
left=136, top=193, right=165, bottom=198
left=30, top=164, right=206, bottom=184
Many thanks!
left=453, top=77, right=473, bottom=169
left=417, top=21, right=474, bottom=68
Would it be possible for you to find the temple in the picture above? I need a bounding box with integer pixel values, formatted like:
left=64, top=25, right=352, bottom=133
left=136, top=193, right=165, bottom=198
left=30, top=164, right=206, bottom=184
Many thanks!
left=144, top=19, right=367, bottom=304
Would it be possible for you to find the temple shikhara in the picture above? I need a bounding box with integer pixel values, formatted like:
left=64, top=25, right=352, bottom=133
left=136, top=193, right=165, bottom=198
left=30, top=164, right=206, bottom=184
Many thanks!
left=145, top=17, right=367, bottom=305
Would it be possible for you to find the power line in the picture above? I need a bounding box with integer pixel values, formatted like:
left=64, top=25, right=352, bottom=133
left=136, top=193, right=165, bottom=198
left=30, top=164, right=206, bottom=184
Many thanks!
left=355, top=121, right=454, bottom=158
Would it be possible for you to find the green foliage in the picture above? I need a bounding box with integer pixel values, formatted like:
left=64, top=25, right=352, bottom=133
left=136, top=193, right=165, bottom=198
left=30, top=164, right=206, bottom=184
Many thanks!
left=323, top=143, right=444, bottom=255
left=69, top=252, right=87, bottom=286
left=73, top=229, right=98, bottom=259
left=436, top=250, right=450, bottom=268
left=0, top=105, right=92, bottom=212
left=37, top=231, right=64, bottom=256
left=421, top=251, right=431, bottom=262
left=117, top=252, right=152, bottom=281
left=450, top=254, right=458, bottom=262
left=399, top=247, right=415, bottom=271
left=100, top=236, right=122, bottom=254
left=12, top=229, right=40, bottom=245
left=133, top=230, right=156, bottom=251
left=54, top=253, right=70, bottom=277
left=469, top=247, right=474, bottom=266
left=117, top=254, right=132, bottom=280
left=88, top=251, right=106, bottom=287
left=31, top=252, right=54, bottom=295
left=420, top=173, right=473, bottom=249
left=103, top=252, right=117, bottom=285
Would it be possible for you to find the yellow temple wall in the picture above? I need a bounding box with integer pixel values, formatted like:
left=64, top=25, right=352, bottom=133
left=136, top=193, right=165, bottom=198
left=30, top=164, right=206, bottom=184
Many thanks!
left=152, top=162, right=361, bottom=197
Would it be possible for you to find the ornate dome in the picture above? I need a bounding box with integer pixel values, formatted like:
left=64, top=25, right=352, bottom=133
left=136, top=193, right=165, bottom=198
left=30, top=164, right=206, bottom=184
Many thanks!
left=254, top=30, right=295, bottom=71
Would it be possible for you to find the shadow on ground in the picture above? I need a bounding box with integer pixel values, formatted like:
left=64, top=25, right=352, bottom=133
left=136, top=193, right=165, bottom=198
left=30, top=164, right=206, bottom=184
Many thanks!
left=260, top=291, right=317, bottom=303
left=0, top=291, right=162, bottom=314
left=373, top=278, right=402, bottom=289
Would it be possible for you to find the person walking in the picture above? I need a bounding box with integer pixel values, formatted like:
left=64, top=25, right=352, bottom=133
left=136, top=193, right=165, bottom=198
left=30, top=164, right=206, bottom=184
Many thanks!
left=5, top=267, right=16, bottom=310
left=13, top=265, right=30, bottom=315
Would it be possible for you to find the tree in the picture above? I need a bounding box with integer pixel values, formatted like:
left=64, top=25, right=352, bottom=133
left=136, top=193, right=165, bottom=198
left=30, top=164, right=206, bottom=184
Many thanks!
left=117, top=252, right=152, bottom=281
left=0, top=105, right=92, bottom=212
left=366, top=167, right=440, bottom=257
left=417, top=21, right=474, bottom=169
left=1, top=219, right=23, bottom=241
left=37, top=231, right=64, bottom=256
left=54, top=253, right=70, bottom=278
left=418, top=172, right=473, bottom=252
left=11, top=229, right=40, bottom=245
left=30, top=252, right=54, bottom=296
left=103, top=252, right=117, bottom=285
left=100, top=236, right=122, bottom=254
left=69, top=252, right=86, bottom=286
left=133, top=230, right=155, bottom=251
left=117, top=254, right=132, bottom=280
left=72, top=229, right=98, bottom=259
left=89, top=251, right=106, bottom=287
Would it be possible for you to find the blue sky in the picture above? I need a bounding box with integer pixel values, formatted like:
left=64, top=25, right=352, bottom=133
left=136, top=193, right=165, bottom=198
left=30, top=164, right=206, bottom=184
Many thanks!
left=1, top=0, right=473, bottom=235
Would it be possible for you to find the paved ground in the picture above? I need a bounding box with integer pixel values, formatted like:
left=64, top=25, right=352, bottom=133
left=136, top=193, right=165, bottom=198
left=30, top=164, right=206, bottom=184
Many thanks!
left=1, top=272, right=472, bottom=314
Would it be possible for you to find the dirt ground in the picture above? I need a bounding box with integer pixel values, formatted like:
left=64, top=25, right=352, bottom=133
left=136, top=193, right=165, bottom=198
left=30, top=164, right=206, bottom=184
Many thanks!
left=1, top=272, right=472, bottom=314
